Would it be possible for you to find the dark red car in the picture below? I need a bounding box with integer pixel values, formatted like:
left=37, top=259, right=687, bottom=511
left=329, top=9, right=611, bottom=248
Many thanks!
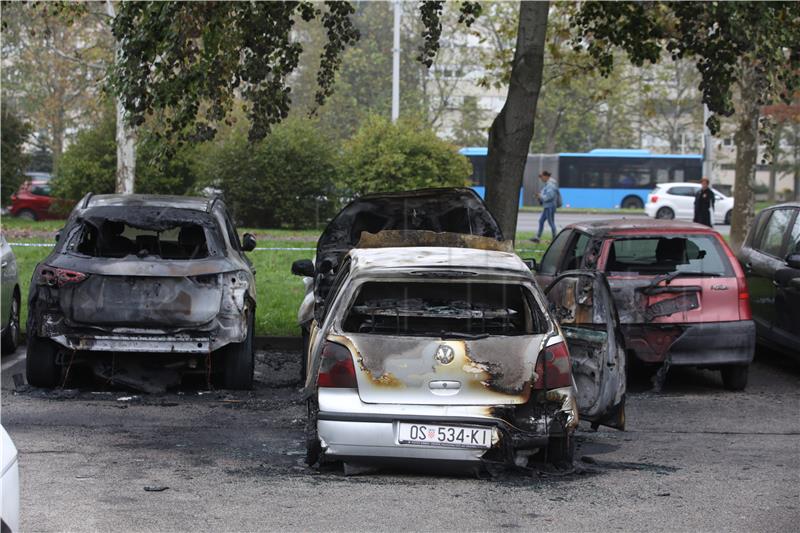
left=534, top=219, right=755, bottom=390
left=9, top=174, right=60, bottom=220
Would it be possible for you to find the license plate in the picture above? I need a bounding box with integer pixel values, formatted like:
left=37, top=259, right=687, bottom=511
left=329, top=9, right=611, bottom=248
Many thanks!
left=398, top=423, right=492, bottom=449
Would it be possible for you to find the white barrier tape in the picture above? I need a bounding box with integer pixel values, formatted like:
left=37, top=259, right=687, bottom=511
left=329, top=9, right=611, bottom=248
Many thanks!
left=8, top=242, right=315, bottom=251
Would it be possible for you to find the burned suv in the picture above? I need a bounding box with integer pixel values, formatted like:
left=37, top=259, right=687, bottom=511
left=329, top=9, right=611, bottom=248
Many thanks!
left=26, top=194, right=257, bottom=390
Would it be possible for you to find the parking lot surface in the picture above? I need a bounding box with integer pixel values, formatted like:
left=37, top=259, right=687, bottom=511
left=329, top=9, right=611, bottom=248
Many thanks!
left=2, top=347, right=798, bottom=532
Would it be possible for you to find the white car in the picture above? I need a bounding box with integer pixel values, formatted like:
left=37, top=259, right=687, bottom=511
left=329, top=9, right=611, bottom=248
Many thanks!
left=1, top=425, right=20, bottom=533
left=645, top=182, right=734, bottom=225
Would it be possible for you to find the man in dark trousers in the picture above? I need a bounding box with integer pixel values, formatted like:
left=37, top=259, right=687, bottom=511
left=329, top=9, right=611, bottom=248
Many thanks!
left=693, top=178, right=715, bottom=227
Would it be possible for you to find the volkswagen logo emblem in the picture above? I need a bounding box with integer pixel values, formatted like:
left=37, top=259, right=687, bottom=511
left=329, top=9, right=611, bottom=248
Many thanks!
left=434, top=345, right=455, bottom=365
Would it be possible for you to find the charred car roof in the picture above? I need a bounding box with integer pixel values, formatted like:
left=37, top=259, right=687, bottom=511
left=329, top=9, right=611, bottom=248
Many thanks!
left=567, top=218, right=718, bottom=237
left=79, top=194, right=218, bottom=212
left=346, top=246, right=531, bottom=278
left=315, top=188, right=503, bottom=271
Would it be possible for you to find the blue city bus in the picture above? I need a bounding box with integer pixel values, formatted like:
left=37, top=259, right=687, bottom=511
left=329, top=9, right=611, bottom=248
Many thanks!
left=459, top=148, right=703, bottom=209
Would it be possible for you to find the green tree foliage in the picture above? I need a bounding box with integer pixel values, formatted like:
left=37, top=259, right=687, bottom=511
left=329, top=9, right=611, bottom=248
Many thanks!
left=194, top=117, right=340, bottom=228
left=572, top=1, right=800, bottom=248
left=1, top=103, right=31, bottom=204
left=450, top=96, right=488, bottom=148
left=53, top=110, right=200, bottom=200
left=341, top=115, right=471, bottom=195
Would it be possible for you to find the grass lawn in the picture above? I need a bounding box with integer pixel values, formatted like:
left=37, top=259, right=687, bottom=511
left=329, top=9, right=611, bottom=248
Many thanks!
left=3, top=218, right=550, bottom=337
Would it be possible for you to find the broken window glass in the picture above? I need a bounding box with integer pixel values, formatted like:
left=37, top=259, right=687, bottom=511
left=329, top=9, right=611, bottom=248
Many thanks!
left=605, top=235, right=733, bottom=276
left=342, top=281, right=547, bottom=336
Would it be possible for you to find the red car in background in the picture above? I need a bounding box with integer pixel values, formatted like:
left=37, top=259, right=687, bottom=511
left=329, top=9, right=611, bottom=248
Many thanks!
left=534, top=219, right=755, bottom=390
left=9, top=173, right=60, bottom=220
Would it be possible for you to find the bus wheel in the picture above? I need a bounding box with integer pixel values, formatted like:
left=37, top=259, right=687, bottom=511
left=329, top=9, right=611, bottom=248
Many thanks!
left=621, top=196, right=643, bottom=209
left=656, top=207, right=675, bottom=219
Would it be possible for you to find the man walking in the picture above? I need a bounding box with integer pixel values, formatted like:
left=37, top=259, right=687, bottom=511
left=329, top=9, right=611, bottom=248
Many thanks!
left=530, top=171, right=558, bottom=243
left=693, top=178, right=715, bottom=227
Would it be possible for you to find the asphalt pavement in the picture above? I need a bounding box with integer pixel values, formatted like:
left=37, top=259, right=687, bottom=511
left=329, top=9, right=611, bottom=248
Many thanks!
left=2, top=345, right=798, bottom=532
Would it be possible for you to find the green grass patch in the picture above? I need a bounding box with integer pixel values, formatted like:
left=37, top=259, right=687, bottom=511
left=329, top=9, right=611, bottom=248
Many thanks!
left=4, top=215, right=551, bottom=337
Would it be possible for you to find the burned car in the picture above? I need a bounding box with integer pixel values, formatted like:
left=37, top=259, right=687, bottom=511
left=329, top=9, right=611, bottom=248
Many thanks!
left=26, top=193, right=258, bottom=390
left=301, top=230, right=626, bottom=470
left=535, top=219, right=754, bottom=390
left=292, top=188, right=504, bottom=378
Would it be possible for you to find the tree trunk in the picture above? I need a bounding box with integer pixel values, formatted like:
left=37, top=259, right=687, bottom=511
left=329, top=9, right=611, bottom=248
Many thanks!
left=730, top=68, right=760, bottom=251
left=485, top=1, right=550, bottom=242
left=107, top=0, right=136, bottom=194
left=768, top=125, right=781, bottom=202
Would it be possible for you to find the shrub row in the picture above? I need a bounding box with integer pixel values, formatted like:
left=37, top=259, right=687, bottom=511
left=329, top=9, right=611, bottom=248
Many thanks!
left=53, top=113, right=470, bottom=228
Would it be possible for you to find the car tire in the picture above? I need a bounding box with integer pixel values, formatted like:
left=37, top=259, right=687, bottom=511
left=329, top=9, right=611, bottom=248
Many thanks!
left=219, top=310, right=255, bottom=390
left=545, top=433, right=575, bottom=467
left=305, top=397, right=322, bottom=467
left=621, top=196, right=644, bottom=209
left=25, top=335, right=61, bottom=388
left=656, top=207, right=675, bottom=219
left=724, top=210, right=732, bottom=225
left=1, top=290, right=20, bottom=354
left=721, top=365, right=748, bottom=391
left=17, top=209, right=37, bottom=221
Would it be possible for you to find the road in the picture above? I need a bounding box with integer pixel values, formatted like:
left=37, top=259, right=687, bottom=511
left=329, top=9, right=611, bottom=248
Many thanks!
left=516, top=211, right=731, bottom=237
left=2, top=345, right=798, bottom=532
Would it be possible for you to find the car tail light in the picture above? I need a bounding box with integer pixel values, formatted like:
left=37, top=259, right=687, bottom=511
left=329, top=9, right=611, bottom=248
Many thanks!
left=736, top=274, right=752, bottom=320
left=317, top=340, right=358, bottom=388
left=650, top=195, right=659, bottom=203
left=37, top=266, right=88, bottom=287
left=533, top=340, right=572, bottom=390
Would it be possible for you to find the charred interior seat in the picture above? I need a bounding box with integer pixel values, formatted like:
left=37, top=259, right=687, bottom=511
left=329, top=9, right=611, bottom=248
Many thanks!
left=655, top=238, right=687, bottom=266
left=98, top=221, right=133, bottom=257
left=178, top=225, right=207, bottom=259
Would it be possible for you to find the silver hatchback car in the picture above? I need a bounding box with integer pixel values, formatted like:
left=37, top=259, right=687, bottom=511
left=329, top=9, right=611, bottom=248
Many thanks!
left=302, top=230, right=627, bottom=470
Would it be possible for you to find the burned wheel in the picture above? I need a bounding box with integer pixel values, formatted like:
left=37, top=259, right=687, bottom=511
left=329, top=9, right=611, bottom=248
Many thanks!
left=305, top=397, right=322, bottom=467
left=25, top=335, right=61, bottom=388
left=544, top=433, right=575, bottom=467
left=721, top=365, right=748, bottom=391
left=1, top=291, right=20, bottom=354
left=219, top=310, right=255, bottom=390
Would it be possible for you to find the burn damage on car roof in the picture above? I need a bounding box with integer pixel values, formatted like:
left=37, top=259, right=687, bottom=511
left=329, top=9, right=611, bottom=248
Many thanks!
left=315, top=188, right=504, bottom=273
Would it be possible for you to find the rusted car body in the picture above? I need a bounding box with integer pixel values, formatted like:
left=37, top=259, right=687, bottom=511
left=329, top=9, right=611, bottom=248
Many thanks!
left=535, top=219, right=754, bottom=390
left=302, top=230, right=626, bottom=470
left=25, top=193, right=258, bottom=390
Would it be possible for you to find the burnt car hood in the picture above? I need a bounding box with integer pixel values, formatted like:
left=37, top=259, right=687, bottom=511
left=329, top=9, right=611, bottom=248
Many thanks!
left=315, top=188, right=504, bottom=272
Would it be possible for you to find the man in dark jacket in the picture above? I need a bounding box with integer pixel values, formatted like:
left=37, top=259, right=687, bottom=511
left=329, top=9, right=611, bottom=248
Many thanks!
left=693, top=178, right=715, bottom=227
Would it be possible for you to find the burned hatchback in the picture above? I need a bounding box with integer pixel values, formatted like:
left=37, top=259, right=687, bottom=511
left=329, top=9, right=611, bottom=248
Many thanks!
left=301, top=230, right=626, bottom=471
left=26, top=194, right=258, bottom=390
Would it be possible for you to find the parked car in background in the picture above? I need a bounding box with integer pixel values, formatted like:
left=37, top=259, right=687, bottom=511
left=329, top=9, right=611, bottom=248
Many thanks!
left=736, top=202, right=800, bottom=357
left=645, top=182, right=734, bottom=225
left=25, top=193, right=258, bottom=390
left=300, top=229, right=626, bottom=471
left=535, top=219, right=754, bottom=390
left=1, top=234, right=21, bottom=354
left=1, top=425, right=20, bottom=533
left=292, top=187, right=506, bottom=379
left=9, top=172, right=59, bottom=220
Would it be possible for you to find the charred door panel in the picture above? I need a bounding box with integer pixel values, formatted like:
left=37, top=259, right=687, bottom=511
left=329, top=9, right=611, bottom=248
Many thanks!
left=545, top=271, right=626, bottom=429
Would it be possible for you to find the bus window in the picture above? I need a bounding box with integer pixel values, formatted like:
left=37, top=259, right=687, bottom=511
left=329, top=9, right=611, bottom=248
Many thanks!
left=467, top=155, right=487, bottom=187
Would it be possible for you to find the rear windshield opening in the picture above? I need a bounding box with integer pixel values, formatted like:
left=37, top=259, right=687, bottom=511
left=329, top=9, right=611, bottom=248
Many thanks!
left=75, top=221, right=209, bottom=259
left=606, top=235, right=733, bottom=276
left=342, top=281, right=548, bottom=336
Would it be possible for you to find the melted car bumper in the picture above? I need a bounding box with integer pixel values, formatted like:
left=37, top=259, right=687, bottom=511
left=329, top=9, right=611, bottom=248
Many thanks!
left=316, top=387, right=578, bottom=463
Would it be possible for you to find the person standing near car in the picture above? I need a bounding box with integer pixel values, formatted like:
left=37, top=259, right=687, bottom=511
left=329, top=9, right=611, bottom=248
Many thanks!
left=693, top=178, right=715, bottom=227
left=531, top=171, right=558, bottom=243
